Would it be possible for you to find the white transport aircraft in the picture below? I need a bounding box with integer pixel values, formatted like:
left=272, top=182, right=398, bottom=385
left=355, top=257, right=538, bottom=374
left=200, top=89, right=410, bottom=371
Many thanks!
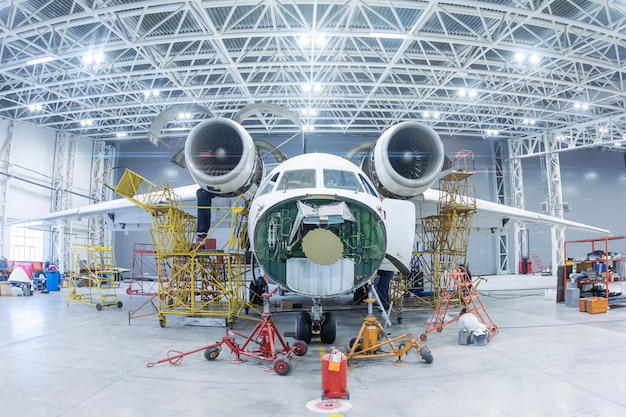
left=18, top=117, right=609, bottom=344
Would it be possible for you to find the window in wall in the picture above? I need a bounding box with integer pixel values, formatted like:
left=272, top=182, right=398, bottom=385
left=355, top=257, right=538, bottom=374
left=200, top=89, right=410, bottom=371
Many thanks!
left=10, top=226, right=43, bottom=261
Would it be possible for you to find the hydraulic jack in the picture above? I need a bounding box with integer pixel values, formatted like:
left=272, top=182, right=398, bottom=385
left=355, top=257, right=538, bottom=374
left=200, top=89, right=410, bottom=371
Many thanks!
left=147, top=292, right=308, bottom=375
left=345, top=286, right=433, bottom=366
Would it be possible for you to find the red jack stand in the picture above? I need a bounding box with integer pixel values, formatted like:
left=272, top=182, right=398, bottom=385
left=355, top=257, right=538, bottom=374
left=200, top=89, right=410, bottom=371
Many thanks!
left=147, top=292, right=308, bottom=375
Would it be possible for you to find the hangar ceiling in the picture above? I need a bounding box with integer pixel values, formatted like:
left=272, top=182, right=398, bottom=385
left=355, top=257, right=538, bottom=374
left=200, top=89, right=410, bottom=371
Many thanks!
left=1, top=0, right=626, bottom=151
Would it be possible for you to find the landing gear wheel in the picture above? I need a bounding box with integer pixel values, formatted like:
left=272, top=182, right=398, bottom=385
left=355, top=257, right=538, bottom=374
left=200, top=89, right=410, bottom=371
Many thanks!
left=278, top=287, right=285, bottom=296
left=320, top=311, right=337, bottom=344
left=204, top=346, right=220, bottom=361
left=295, top=311, right=312, bottom=344
left=159, top=315, right=166, bottom=328
left=96, top=303, right=102, bottom=311
left=272, top=357, right=292, bottom=375
left=292, top=340, right=308, bottom=356
left=117, top=301, right=123, bottom=308
left=419, top=347, right=434, bottom=363
left=349, top=337, right=362, bottom=352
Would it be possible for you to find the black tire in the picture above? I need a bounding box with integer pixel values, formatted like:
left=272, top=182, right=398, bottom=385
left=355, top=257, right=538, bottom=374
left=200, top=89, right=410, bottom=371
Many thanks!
left=273, top=357, right=292, bottom=376
left=419, top=347, right=434, bottom=363
left=204, top=346, right=220, bottom=361
left=349, top=337, right=361, bottom=352
left=159, top=315, right=166, bottom=328
left=117, top=301, right=123, bottom=308
left=96, top=303, right=102, bottom=311
left=278, top=287, right=285, bottom=296
left=249, top=278, right=267, bottom=306
left=320, top=312, right=337, bottom=344
left=292, top=340, right=308, bottom=356
left=295, top=311, right=312, bottom=343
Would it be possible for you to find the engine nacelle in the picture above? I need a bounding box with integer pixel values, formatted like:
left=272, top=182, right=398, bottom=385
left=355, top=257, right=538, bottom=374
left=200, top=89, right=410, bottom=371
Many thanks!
left=184, top=118, right=262, bottom=196
left=363, top=121, right=445, bottom=199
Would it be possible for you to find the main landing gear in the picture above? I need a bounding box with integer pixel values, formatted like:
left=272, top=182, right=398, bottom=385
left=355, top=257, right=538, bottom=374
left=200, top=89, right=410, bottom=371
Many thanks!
left=295, top=298, right=337, bottom=344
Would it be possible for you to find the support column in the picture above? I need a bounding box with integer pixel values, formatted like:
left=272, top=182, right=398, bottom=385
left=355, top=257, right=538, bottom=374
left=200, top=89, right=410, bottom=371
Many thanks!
left=51, top=132, right=77, bottom=273
left=88, top=141, right=115, bottom=246
left=508, top=139, right=527, bottom=274
left=543, top=132, right=565, bottom=269
left=0, top=121, right=14, bottom=256
left=493, top=141, right=509, bottom=274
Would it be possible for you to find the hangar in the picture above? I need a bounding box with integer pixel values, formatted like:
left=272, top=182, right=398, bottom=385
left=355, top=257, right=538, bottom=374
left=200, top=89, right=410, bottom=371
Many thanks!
left=1, top=1, right=625, bottom=416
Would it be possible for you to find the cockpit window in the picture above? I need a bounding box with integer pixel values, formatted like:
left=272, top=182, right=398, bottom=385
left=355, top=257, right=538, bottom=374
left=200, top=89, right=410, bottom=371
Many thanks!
left=359, top=174, right=378, bottom=197
left=323, top=169, right=363, bottom=192
left=277, top=169, right=316, bottom=190
left=257, top=172, right=280, bottom=196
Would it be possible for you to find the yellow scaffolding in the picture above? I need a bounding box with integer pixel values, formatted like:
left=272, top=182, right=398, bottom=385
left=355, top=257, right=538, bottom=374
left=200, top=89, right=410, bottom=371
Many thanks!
left=110, top=169, right=254, bottom=326
left=393, top=151, right=477, bottom=312
left=67, top=243, right=123, bottom=311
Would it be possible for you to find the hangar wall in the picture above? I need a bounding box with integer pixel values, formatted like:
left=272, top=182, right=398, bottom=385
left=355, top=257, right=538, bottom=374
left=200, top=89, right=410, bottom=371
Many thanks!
left=0, top=118, right=97, bottom=263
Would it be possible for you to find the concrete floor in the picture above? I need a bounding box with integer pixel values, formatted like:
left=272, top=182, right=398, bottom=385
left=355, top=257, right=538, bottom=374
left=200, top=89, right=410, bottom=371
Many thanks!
left=2, top=274, right=626, bottom=417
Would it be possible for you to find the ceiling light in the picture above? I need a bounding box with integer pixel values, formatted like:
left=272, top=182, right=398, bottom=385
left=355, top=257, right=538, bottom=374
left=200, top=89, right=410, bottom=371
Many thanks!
left=468, top=90, right=477, bottom=98
left=80, top=119, right=93, bottom=127
left=514, top=52, right=526, bottom=62
left=299, top=36, right=311, bottom=46
left=458, top=89, right=467, bottom=97
left=433, top=112, right=440, bottom=119
left=26, top=56, right=53, bottom=65
left=523, top=118, right=535, bottom=125
left=486, top=129, right=498, bottom=136
left=303, top=124, right=315, bottom=132
left=529, top=54, right=541, bottom=64
left=28, top=104, right=43, bottom=112
left=422, top=111, right=430, bottom=118
left=314, top=35, right=326, bottom=46
left=116, top=132, right=127, bottom=138
left=301, top=109, right=316, bottom=117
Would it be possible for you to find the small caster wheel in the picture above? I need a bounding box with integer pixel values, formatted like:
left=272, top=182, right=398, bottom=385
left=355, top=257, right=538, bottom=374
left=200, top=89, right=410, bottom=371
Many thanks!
left=117, top=301, right=123, bottom=308
left=96, top=303, right=102, bottom=311
left=204, top=346, right=220, bottom=361
left=419, top=333, right=427, bottom=341
left=159, top=315, right=166, bottom=328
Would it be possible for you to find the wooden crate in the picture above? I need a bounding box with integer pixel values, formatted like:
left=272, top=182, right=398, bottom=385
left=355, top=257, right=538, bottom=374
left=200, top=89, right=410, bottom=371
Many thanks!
left=579, top=298, right=587, bottom=312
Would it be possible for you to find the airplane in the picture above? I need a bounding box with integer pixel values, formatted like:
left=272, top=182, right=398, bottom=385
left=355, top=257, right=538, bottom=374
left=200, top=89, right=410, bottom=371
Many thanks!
left=15, top=115, right=610, bottom=344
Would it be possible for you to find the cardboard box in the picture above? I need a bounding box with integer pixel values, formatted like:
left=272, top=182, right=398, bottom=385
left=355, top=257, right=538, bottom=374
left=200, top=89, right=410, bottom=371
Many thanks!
left=0, top=281, right=11, bottom=296
left=586, top=297, right=608, bottom=314
left=576, top=262, right=594, bottom=273
left=280, top=300, right=293, bottom=310
left=579, top=298, right=587, bottom=312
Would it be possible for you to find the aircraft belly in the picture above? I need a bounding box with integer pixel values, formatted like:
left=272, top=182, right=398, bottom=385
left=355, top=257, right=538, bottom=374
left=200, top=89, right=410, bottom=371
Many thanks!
left=286, top=258, right=355, bottom=297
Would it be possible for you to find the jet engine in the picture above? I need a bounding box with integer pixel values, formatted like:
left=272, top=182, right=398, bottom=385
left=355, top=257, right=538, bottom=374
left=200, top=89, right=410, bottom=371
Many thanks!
left=184, top=117, right=263, bottom=196
left=362, top=121, right=445, bottom=199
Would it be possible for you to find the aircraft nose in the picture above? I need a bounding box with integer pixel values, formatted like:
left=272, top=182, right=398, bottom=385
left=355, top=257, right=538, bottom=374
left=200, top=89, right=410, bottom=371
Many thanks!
left=301, top=228, right=344, bottom=265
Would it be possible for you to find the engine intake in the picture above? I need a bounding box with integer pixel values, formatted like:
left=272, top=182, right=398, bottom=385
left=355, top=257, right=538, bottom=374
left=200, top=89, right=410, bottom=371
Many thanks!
left=184, top=118, right=262, bottom=196
left=363, top=122, right=445, bottom=198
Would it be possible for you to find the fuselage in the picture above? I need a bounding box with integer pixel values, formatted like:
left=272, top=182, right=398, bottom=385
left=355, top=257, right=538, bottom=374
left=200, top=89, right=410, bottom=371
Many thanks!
left=248, top=153, right=386, bottom=297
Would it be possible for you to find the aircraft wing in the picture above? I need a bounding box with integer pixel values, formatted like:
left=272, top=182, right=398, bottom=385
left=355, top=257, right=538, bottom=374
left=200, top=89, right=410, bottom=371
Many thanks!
left=10, top=185, right=201, bottom=228
left=14, top=184, right=610, bottom=236
left=417, top=188, right=610, bottom=235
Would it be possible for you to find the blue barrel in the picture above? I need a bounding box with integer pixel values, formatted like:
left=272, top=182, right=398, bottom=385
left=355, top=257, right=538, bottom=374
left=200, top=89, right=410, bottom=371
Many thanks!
left=46, top=271, right=60, bottom=291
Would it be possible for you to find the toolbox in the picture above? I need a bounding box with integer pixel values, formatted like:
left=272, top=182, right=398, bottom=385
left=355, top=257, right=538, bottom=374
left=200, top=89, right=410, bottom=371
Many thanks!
left=586, top=297, right=608, bottom=314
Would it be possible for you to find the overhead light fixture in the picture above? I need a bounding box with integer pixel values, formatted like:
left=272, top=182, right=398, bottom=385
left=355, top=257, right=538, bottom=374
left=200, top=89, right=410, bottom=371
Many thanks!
left=301, top=109, right=316, bottom=117
left=144, top=90, right=159, bottom=98
left=116, top=132, right=127, bottom=138
left=303, top=124, right=315, bottom=132
left=486, top=129, right=498, bottom=136
left=26, top=56, right=54, bottom=65
left=523, top=118, right=535, bottom=125
left=529, top=54, right=541, bottom=64
left=514, top=52, right=526, bottom=62
left=28, top=104, right=43, bottom=112
left=177, top=112, right=192, bottom=120
left=368, top=32, right=407, bottom=40
left=80, top=119, right=93, bottom=127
